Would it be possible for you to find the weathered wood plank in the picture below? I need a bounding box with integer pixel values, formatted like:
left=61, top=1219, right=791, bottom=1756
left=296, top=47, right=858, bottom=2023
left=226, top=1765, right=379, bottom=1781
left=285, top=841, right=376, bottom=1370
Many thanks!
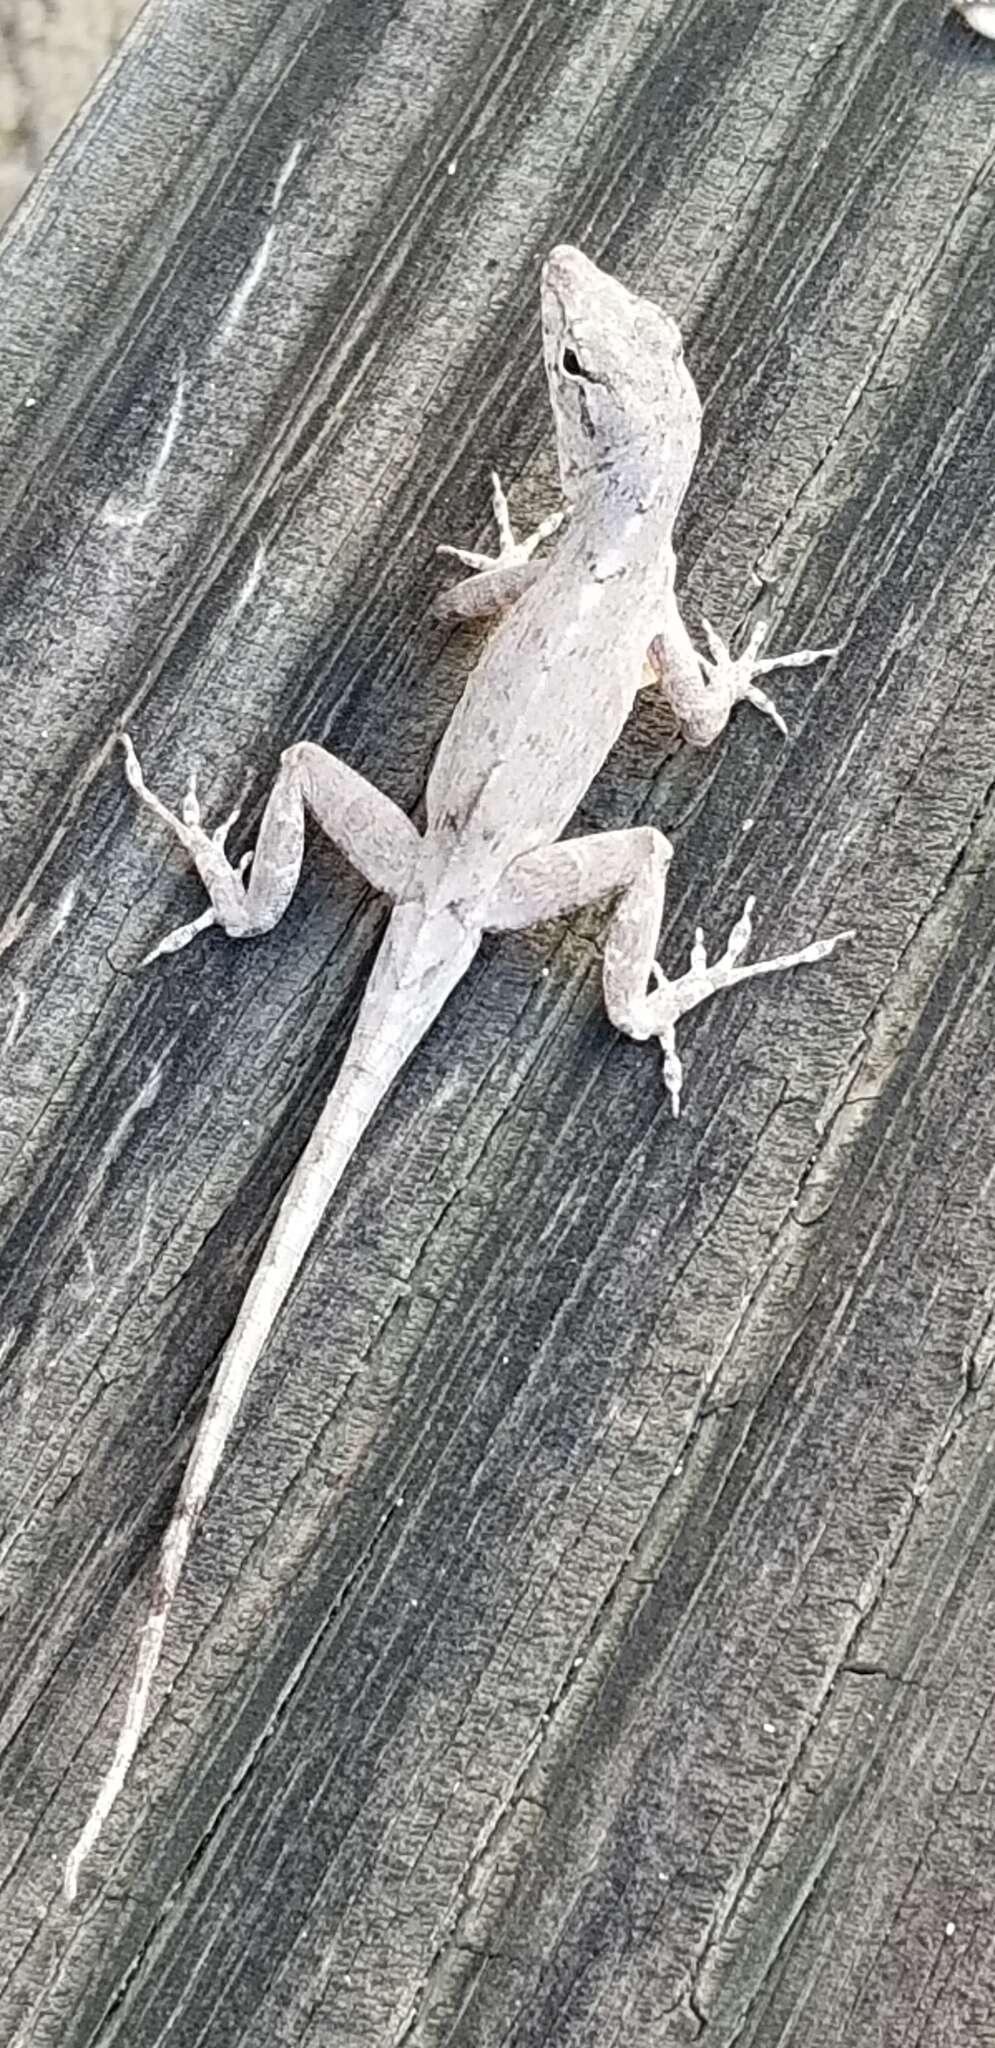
left=1, top=1, right=994, bottom=2043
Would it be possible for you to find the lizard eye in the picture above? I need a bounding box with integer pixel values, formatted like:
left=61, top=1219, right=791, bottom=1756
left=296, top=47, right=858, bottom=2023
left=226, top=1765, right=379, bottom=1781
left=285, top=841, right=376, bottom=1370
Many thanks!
left=562, top=347, right=588, bottom=378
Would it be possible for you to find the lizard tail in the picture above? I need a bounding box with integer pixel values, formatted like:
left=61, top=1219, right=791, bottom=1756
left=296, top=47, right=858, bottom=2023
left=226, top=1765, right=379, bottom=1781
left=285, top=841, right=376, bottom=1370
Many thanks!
left=64, top=903, right=479, bottom=1902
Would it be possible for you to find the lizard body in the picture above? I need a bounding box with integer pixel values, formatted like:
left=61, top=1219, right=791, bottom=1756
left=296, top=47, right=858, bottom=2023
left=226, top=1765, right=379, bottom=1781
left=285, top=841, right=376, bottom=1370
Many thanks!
left=65, top=246, right=848, bottom=1900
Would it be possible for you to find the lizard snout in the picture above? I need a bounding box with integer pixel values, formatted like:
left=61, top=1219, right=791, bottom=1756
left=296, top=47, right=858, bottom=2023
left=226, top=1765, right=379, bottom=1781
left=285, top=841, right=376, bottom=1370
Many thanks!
left=542, top=244, right=599, bottom=300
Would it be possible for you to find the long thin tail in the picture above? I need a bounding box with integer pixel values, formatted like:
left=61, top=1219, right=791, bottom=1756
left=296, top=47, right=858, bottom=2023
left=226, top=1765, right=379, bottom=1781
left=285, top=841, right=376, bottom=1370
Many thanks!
left=65, top=906, right=476, bottom=1900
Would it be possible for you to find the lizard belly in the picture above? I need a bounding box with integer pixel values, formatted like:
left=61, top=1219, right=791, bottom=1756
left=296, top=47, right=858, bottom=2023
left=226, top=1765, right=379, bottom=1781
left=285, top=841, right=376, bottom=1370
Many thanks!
left=426, top=685, right=631, bottom=904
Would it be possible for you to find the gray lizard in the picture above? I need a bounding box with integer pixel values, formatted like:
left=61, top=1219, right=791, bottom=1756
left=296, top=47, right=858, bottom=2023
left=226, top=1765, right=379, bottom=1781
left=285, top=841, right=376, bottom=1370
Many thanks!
left=65, top=244, right=850, bottom=1900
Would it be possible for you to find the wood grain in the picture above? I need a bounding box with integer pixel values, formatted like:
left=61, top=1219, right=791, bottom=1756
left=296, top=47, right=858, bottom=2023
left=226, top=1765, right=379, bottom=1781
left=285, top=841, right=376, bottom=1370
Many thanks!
left=1, top=1, right=994, bottom=2042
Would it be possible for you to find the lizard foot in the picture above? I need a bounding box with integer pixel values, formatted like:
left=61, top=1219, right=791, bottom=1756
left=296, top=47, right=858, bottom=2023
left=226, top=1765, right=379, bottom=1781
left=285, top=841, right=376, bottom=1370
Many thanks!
left=648, top=896, right=854, bottom=1115
left=121, top=733, right=253, bottom=962
left=434, top=470, right=564, bottom=621
left=698, top=616, right=838, bottom=738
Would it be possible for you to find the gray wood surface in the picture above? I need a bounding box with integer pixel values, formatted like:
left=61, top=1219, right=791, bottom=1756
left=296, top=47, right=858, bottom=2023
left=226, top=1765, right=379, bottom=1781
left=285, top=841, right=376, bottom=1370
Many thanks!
left=2, top=1, right=994, bottom=2042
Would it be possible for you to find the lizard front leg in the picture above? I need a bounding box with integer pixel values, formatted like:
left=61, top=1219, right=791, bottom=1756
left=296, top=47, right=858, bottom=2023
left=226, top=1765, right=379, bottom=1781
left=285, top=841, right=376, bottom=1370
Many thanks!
left=434, top=469, right=564, bottom=622
left=646, top=584, right=836, bottom=746
left=489, top=829, right=851, bottom=1113
left=121, top=734, right=420, bottom=961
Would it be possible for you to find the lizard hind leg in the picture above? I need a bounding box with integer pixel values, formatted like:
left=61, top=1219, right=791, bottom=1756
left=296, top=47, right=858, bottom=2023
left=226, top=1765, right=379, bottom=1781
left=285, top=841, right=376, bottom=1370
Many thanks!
left=489, top=830, right=852, bottom=1115
left=120, top=733, right=420, bottom=963
left=434, top=469, right=564, bottom=622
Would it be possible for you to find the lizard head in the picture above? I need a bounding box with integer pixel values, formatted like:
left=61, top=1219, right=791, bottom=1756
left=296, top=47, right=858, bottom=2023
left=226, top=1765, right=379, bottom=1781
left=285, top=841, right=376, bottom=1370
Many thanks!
left=541, top=245, right=701, bottom=518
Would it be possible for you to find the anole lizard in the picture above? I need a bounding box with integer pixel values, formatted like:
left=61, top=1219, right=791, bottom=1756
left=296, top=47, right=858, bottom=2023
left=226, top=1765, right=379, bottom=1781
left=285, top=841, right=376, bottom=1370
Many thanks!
left=65, top=245, right=850, bottom=1900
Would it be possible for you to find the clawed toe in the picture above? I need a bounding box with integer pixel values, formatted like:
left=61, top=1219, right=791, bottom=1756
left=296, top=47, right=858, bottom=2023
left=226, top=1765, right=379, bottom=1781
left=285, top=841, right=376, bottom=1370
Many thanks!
left=120, top=735, right=245, bottom=858
left=181, top=768, right=203, bottom=829
left=120, top=733, right=201, bottom=849
left=438, top=469, right=564, bottom=571
left=435, top=470, right=565, bottom=621
left=650, top=899, right=854, bottom=1116
left=698, top=616, right=837, bottom=740
left=437, top=543, right=495, bottom=572
left=120, top=731, right=181, bottom=835
left=120, top=733, right=254, bottom=959
left=212, top=802, right=243, bottom=851
left=477, top=470, right=562, bottom=567
left=141, top=904, right=219, bottom=967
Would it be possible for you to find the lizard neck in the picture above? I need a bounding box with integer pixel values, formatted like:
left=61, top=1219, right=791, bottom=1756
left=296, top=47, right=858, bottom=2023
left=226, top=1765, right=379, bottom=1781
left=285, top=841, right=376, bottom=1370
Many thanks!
left=560, top=492, right=676, bottom=601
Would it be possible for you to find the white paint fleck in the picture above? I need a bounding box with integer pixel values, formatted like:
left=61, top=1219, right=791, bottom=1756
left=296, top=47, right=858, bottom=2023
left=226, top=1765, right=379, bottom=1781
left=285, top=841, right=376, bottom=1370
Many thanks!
left=69, top=1245, right=98, bottom=1302
left=0, top=899, right=34, bottom=960
left=446, top=159, right=457, bottom=176
left=146, top=361, right=186, bottom=494
left=945, top=1921, right=956, bottom=1937
left=233, top=541, right=267, bottom=622
left=48, top=880, right=78, bottom=941
left=271, top=139, right=303, bottom=212
left=102, top=1057, right=166, bottom=1170
left=103, top=360, right=186, bottom=527
left=3, top=985, right=28, bottom=1052
left=763, top=1720, right=775, bottom=1735
left=277, top=437, right=323, bottom=497
left=741, top=817, right=755, bottom=834
left=223, top=226, right=276, bottom=342
left=102, top=504, right=148, bottom=531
